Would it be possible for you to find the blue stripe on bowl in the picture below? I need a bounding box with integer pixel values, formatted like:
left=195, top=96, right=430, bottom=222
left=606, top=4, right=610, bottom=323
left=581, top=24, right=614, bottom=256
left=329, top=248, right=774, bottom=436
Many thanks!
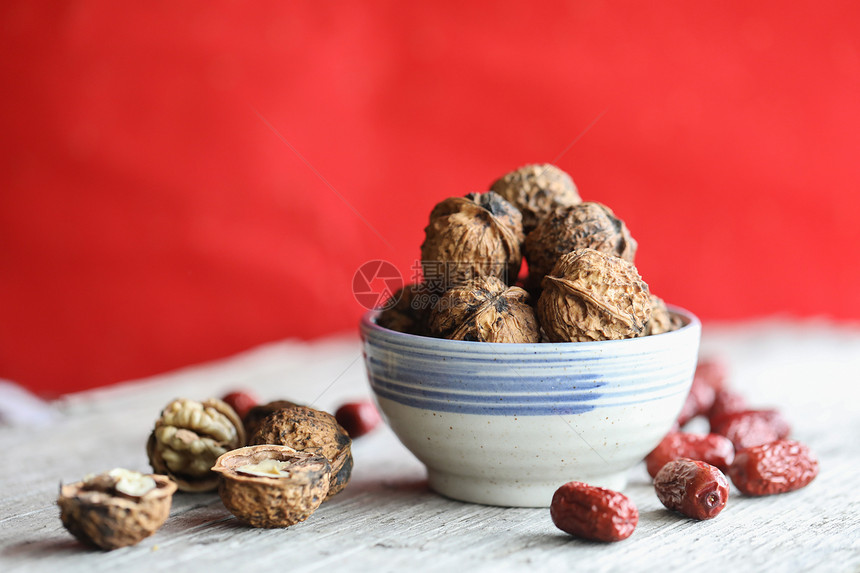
left=370, top=377, right=605, bottom=403
left=361, top=306, right=700, bottom=416
left=371, top=384, right=683, bottom=415
left=371, top=385, right=599, bottom=415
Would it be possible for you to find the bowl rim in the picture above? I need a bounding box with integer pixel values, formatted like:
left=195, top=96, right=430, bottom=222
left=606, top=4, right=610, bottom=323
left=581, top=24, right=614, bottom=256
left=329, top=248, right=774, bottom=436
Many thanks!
left=361, top=304, right=700, bottom=351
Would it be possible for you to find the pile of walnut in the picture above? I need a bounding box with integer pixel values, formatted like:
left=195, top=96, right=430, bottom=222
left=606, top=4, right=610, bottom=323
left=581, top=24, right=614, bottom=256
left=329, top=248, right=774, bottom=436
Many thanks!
left=378, top=164, right=683, bottom=342
left=59, top=397, right=355, bottom=549
left=146, top=397, right=352, bottom=528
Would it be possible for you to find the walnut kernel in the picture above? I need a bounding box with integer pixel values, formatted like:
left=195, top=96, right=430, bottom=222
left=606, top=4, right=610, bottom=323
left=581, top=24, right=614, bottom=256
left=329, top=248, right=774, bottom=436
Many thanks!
left=147, top=398, right=246, bottom=492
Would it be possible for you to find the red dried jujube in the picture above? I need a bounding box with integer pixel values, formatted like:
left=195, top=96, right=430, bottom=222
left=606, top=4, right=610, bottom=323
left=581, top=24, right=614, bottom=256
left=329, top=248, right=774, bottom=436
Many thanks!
left=221, top=390, right=260, bottom=420
left=710, top=409, right=791, bottom=450
left=693, top=360, right=727, bottom=391
left=654, top=458, right=729, bottom=520
left=676, top=360, right=728, bottom=426
left=334, top=400, right=382, bottom=438
left=645, top=432, right=735, bottom=478
left=708, top=388, right=748, bottom=424
left=550, top=481, right=638, bottom=542
left=729, top=439, right=818, bottom=496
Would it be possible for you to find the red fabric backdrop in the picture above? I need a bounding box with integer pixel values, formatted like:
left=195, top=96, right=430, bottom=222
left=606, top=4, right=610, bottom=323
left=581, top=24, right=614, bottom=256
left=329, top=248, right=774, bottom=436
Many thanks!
left=2, top=2, right=859, bottom=395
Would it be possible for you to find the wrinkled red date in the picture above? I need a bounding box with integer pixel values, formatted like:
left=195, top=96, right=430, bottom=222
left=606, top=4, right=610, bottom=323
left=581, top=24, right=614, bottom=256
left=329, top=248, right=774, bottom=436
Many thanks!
left=710, top=409, right=790, bottom=450
left=221, top=390, right=260, bottom=420
left=676, top=382, right=715, bottom=427
left=708, top=388, right=748, bottom=424
left=654, top=458, right=729, bottom=520
left=694, top=359, right=727, bottom=391
left=729, top=439, right=819, bottom=496
left=676, top=360, right=726, bottom=426
left=645, top=432, right=735, bottom=478
left=550, top=482, right=638, bottom=542
left=335, top=400, right=382, bottom=438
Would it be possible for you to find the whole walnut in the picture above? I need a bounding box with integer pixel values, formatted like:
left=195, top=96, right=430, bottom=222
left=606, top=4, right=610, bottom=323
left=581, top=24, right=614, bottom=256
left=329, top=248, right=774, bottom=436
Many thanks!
left=525, top=202, right=637, bottom=291
left=645, top=294, right=685, bottom=335
left=538, top=249, right=651, bottom=342
left=243, top=400, right=301, bottom=440
left=420, top=191, right=524, bottom=290
left=147, top=398, right=246, bottom=492
left=490, top=164, right=581, bottom=233
left=428, top=275, right=540, bottom=343
left=251, top=405, right=353, bottom=499
left=376, top=283, right=433, bottom=336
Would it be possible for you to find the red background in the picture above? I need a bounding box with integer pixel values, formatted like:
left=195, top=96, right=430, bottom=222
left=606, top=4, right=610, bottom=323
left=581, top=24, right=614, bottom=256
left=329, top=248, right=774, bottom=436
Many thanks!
left=2, top=2, right=859, bottom=396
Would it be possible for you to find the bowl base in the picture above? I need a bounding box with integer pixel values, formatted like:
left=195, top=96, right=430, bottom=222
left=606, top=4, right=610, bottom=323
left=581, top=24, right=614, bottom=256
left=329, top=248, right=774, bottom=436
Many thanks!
left=426, top=468, right=629, bottom=508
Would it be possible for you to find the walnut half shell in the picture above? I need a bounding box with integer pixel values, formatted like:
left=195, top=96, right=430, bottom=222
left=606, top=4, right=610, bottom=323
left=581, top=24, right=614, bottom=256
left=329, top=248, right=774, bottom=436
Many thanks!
left=212, top=445, right=331, bottom=528
left=147, top=398, right=246, bottom=492
left=58, top=469, right=176, bottom=550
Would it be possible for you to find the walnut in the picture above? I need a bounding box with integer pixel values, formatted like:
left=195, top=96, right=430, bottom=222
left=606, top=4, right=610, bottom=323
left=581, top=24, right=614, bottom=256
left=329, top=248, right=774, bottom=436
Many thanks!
left=376, top=283, right=433, bottom=336
left=147, top=398, right=246, bottom=492
left=243, top=400, right=300, bottom=440
left=645, top=294, right=685, bottom=335
left=524, top=202, right=637, bottom=291
left=250, top=405, right=352, bottom=499
left=212, top=445, right=331, bottom=528
left=57, top=468, right=176, bottom=550
left=420, top=191, right=524, bottom=290
left=490, top=164, right=581, bottom=233
left=538, top=248, right=651, bottom=342
left=428, top=275, right=540, bottom=343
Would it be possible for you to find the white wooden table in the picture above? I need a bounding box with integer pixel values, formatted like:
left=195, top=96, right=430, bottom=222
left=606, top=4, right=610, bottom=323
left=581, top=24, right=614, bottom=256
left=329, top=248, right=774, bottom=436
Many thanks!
left=2, top=321, right=858, bottom=572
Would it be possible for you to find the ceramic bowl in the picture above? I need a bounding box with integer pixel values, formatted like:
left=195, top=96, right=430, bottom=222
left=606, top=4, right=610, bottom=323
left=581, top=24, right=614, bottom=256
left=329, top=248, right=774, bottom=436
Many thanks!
left=360, top=307, right=700, bottom=507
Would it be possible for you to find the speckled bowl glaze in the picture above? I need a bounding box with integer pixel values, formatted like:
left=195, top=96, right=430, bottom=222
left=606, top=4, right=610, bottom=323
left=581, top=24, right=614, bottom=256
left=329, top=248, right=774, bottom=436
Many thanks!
left=360, top=307, right=700, bottom=507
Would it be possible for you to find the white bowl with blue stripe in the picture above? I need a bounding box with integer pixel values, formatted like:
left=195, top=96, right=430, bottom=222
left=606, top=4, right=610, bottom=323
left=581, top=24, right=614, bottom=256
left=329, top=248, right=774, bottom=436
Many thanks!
left=361, top=307, right=700, bottom=507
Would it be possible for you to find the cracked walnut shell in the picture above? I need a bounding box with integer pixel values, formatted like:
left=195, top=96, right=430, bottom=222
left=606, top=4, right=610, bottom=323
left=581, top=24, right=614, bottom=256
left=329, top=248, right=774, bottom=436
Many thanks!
left=147, top=398, right=246, bottom=492
left=420, top=191, right=524, bottom=289
left=428, top=275, right=540, bottom=343
left=490, top=164, right=581, bottom=233
left=212, top=445, right=331, bottom=528
left=251, top=405, right=353, bottom=499
left=58, top=468, right=176, bottom=550
left=538, top=248, right=651, bottom=342
left=525, top=202, right=637, bottom=291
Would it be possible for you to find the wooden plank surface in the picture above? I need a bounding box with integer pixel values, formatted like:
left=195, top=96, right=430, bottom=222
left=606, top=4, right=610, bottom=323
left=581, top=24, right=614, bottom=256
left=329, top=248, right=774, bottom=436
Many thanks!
left=1, top=321, right=859, bottom=572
